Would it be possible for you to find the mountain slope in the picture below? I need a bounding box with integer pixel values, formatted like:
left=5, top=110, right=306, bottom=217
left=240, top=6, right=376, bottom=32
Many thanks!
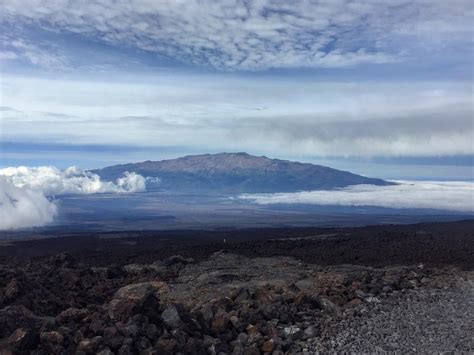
left=93, top=152, right=393, bottom=193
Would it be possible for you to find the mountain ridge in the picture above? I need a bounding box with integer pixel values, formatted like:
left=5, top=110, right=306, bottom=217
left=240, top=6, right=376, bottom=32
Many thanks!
left=92, top=152, right=393, bottom=193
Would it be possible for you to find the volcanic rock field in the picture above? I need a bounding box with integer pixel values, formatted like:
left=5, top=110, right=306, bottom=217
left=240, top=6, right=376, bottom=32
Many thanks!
left=0, top=220, right=473, bottom=354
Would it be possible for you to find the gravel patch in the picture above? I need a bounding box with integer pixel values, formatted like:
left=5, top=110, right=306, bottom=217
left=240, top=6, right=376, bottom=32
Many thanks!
left=309, top=274, right=474, bottom=353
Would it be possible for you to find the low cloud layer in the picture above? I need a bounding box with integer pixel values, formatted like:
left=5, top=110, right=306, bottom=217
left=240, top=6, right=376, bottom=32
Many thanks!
left=0, top=177, right=58, bottom=230
left=240, top=181, right=474, bottom=213
left=0, top=166, right=146, bottom=195
left=0, top=166, right=146, bottom=230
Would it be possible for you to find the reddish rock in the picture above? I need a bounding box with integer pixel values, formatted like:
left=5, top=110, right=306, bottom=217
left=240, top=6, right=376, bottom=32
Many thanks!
left=349, top=298, right=363, bottom=306
left=261, top=339, right=274, bottom=352
left=57, top=308, right=88, bottom=324
left=40, top=331, right=64, bottom=345
left=211, top=313, right=230, bottom=334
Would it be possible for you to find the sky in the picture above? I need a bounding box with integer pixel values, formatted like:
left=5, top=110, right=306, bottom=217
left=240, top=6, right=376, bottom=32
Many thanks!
left=1, top=0, right=473, bottom=180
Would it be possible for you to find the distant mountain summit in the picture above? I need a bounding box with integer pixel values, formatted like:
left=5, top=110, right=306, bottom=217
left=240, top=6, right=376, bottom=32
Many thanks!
left=93, top=152, right=392, bottom=193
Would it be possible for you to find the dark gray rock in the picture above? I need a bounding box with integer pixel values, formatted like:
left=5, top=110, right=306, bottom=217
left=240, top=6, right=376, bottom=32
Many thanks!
left=161, top=305, right=183, bottom=329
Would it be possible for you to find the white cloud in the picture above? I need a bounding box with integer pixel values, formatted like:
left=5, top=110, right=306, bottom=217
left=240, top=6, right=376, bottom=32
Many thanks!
left=1, top=75, right=472, bottom=158
left=0, top=177, right=57, bottom=230
left=240, top=181, right=474, bottom=212
left=1, top=0, right=472, bottom=70
left=0, top=50, right=17, bottom=60
left=0, top=166, right=147, bottom=229
left=0, top=166, right=146, bottom=195
left=7, top=39, right=69, bottom=69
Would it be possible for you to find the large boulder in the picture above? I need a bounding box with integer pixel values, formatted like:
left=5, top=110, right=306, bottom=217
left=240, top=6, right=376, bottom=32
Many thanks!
left=0, top=305, right=54, bottom=337
left=3, top=328, right=39, bottom=352
left=106, top=282, right=168, bottom=322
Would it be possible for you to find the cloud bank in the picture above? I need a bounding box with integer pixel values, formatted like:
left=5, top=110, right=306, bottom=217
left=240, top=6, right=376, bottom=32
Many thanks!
left=0, top=177, right=58, bottom=230
left=0, top=166, right=146, bottom=230
left=240, top=181, right=474, bottom=212
left=0, top=166, right=146, bottom=195
left=2, top=76, right=472, bottom=158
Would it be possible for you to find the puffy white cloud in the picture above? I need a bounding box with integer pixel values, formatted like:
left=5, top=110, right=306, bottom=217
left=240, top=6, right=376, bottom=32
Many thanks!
left=0, top=177, right=57, bottom=230
left=0, top=166, right=147, bottom=230
left=240, top=181, right=474, bottom=212
left=0, top=166, right=146, bottom=195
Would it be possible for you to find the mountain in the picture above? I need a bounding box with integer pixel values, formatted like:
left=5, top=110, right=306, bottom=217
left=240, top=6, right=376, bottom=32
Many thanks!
left=92, top=152, right=393, bottom=193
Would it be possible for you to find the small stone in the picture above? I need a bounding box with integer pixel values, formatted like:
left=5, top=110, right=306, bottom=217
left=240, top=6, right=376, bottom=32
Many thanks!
left=97, top=348, right=114, bottom=355
left=155, top=338, right=177, bottom=353
left=230, top=315, right=239, bottom=327
left=161, top=305, right=183, bottom=329
left=365, top=296, right=380, bottom=303
left=303, top=326, right=317, bottom=338
left=246, top=324, right=259, bottom=338
left=349, top=298, right=363, bottom=306
left=201, top=304, right=214, bottom=322
left=141, top=347, right=158, bottom=355
left=237, top=332, right=248, bottom=345
left=253, top=288, right=272, bottom=302
left=89, top=319, right=105, bottom=334
left=283, top=326, right=303, bottom=340
left=40, top=331, right=64, bottom=345
left=212, top=313, right=230, bottom=334
left=420, top=277, right=430, bottom=285
left=118, top=344, right=133, bottom=355
left=232, top=287, right=251, bottom=302
left=316, top=297, right=338, bottom=313
left=78, top=336, right=103, bottom=353
left=8, top=328, right=37, bottom=350
left=56, top=307, right=88, bottom=323
left=243, top=346, right=260, bottom=355
left=4, top=279, right=19, bottom=299
left=261, top=339, right=274, bottom=352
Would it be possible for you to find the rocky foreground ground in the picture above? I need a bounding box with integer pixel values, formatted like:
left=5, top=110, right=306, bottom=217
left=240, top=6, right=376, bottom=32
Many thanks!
left=0, top=221, right=473, bottom=354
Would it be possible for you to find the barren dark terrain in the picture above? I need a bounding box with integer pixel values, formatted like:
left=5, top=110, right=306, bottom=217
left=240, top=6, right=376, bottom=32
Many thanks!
left=0, top=220, right=473, bottom=354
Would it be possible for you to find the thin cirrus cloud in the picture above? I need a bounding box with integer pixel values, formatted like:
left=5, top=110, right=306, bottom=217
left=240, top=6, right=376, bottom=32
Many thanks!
left=0, top=166, right=147, bottom=230
left=1, top=0, right=472, bottom=71
left=240, top=181, right=474, bottom=213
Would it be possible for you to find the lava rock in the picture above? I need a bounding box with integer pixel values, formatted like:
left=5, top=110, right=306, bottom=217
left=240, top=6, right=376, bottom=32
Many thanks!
left=6, top=328, right=38, bottom=351
left=161, top=305, right=183, bottom=329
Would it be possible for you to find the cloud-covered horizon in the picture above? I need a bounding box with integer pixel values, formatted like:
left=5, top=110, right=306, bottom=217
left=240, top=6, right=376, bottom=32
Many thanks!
left=2, top=76, right=472, bottom=158
left=0, top=166, right=146, bottom=230
left=240, top=181, right=474, bottom=213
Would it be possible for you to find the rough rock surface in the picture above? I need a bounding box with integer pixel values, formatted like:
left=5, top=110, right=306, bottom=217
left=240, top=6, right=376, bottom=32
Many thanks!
left=312, top=276, right=474, bottom=353
left=0, top=249, right=472, bottom=354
